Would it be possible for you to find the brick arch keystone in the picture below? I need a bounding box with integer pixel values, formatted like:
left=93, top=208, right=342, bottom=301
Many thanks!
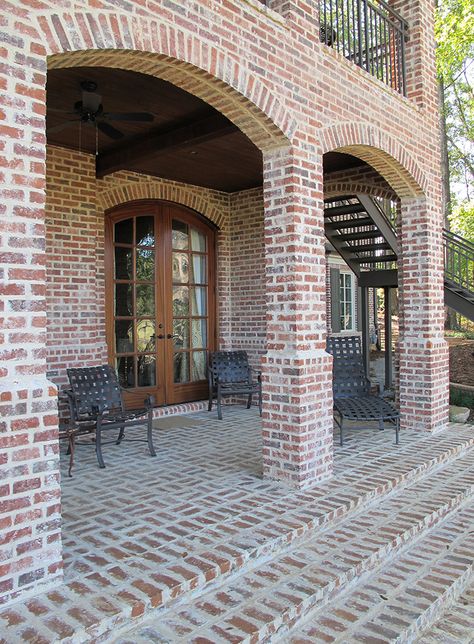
left=320, top=123, right=426, bottom=197
left=97, top=179, right=226, bottom=230
left=40, top=12, right=296, bottom=151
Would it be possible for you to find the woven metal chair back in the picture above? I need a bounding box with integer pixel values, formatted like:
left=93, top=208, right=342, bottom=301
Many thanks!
left=326, top=335, right=370, bottom=398
left=67, top=365, right=123, bottom=417
left=209, top=351, right=250, bottom=383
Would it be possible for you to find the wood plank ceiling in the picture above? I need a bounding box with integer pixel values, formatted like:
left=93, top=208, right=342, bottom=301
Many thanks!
left=46, top=67, right=365, bottom=193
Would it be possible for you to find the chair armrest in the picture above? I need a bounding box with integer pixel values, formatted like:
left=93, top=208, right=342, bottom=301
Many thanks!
left=249, top=367, right=262, bottom=382
left=144, top=395, right=155, bottom=409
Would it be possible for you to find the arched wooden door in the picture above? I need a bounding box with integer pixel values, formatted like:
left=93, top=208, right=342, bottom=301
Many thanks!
left=105, top=201, right=216, bottom=407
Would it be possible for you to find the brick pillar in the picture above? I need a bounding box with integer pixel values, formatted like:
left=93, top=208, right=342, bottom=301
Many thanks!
left=397, top=196, right=449, bottom=432
left=0, top=28, right=62, bottom=605
left=389, top=0, right=439, bottom=109
left=261, top=145, right=333, bottom=488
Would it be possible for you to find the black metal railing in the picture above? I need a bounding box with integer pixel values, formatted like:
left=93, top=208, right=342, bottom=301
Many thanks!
left=319, top=0, right=408, bottom=95
left=444, top=230, right=474, bottom=295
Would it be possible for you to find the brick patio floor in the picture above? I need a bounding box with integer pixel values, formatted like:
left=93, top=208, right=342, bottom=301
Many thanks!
left=2, top=408, right=474, bottom=642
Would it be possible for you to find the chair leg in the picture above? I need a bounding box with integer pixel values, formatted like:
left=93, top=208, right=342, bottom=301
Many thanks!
left=379, top=418, right=384, bottom=431
left=247, top=393, right=252, bottom=409
left=258, top=388, right=262, bottom=417
left=116, top=425, right=125, bottom=445
left=395, top=418, right=400, bottom=444
left=147, top=410, right=156, bottom=457
left=217, top=384, right=223, bottom=420
left=340, top=415, right=344, bottom=447
left=95, top=418, right=106, bottom=469
left=208, top=389, right=213, bottom=412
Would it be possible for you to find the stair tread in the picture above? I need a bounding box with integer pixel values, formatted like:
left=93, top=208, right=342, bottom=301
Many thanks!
left=326, top=217, right=375, bottom=230
left=416, top=572, right=474, bottom=642
left=114, top=445, right=474, bottom=643
left=286, top=501, right=474, bottom=643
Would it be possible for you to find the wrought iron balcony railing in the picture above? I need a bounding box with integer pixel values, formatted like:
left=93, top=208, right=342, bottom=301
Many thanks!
left=319, top=0, right=408, bottom=95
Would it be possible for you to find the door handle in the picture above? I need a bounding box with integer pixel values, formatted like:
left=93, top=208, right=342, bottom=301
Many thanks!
left=156, top=334, right=165, bottom=340
left=166, top=334, right=173, bottom=339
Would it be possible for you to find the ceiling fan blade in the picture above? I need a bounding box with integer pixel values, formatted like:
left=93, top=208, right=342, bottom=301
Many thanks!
left=82, top=90, right=102, bottom=113
left=97, top=120, right=124, bottom=140
left=103, top=112, right=154, bottom=122
left=46, top=120, right=79, bottom=134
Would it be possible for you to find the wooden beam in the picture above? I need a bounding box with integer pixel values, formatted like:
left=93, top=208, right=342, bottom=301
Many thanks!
left=96, top=113, right=239, bottom=177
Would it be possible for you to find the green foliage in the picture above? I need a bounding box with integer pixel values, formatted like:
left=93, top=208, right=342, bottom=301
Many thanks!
left=435, top=0, right=474, bottom=202
left=435, top=0, right=474, bottom=82
left=450, top=200, right=474, bottom=241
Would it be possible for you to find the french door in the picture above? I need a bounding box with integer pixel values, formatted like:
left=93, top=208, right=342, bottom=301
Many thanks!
left=105, top=201, right=216, bottom=407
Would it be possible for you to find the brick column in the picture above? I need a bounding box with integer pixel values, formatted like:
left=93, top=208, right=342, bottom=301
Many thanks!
left=261, top=145, right=333, bottom=488
left=0, top=23, right=62, bottom=605
left=397, top=196, right=449, bottom=432
left=389, top=0, right=439, bottom=110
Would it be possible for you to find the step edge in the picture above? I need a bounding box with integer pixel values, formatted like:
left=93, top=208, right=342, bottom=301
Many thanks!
left=47, top=435, right=474, bottom=643
left=110, top=463, right=474, bottom=643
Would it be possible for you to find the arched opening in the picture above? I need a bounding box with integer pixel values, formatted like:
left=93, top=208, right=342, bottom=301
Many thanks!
left=105, top=200, right=217, bottom=407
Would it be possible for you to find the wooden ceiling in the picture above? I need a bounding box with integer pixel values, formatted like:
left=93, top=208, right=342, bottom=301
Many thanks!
left=46, top=67, right=366, bottom=193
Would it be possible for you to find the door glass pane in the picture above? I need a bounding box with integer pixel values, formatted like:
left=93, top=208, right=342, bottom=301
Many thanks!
left=191, top=351, right=206, bottom=381
left=136, top=284, right=154, bottom=316
left=174, top=352, right=189, bottom=383
left=115, top=247, right=132, bottom=280
left=172, top=220, right=188, bottom=249
left=136, top=249, right=154, bottom=281
left=117, top=356, right=135, bottom=388
left=190, top=228, right=206, bottom=252
left=173, top=318, right=189, bottom=349
left=191, top=255, right=206, bottom=284
left=115, top=320, right=133, bottom=353
left=173, top=286, right=189, bottom=316
left=138, top=355, right=156, bottom=386
left=191, top=287, right=207, bottom=316
left=136, top=216, right=154, bottom=247
left=137, top=319, right=156, bottom=352
left=192, top=319, right=207, bottom=349
left=114, top=218, right=133, bottom=244
left=115, top=283, right=133, bottom=316
left=172, top=252, right=189, bottom=283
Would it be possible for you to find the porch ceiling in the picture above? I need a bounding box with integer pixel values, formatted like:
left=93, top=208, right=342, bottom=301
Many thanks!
left=46, top=67, right=365, bottom=192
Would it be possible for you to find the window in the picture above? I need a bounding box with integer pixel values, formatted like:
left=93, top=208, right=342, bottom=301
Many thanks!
left=339, top=272, right=355, bottom=331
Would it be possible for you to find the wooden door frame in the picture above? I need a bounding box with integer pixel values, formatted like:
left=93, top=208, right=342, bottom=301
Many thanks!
left=105, top=199, right=217, bottom=408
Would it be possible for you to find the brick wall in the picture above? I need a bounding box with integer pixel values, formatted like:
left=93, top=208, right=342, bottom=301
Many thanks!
left=45, top=146, right=233, bottom=395
left=1, top=0, right=447, bottom=604
left=229, top=188, right=266, bottom=366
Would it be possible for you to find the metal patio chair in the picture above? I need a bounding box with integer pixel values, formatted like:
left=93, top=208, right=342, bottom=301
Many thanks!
left=326, top=335, right=399, bottom=446
left=66, top=365, right=156, bottom=468
left=208, top=351, right=262, bottom=420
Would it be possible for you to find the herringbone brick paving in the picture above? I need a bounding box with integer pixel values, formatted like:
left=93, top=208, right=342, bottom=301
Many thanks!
left=1, top=409, right=474, bottom=643
left=113, top=443, right=474, bottom=642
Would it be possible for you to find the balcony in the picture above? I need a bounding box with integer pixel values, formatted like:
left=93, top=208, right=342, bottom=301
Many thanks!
left=320, top=0, right=408, bottom=95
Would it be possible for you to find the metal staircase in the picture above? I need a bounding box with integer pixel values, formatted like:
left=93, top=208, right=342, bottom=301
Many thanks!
left=324, top=195, right=474, bottom=321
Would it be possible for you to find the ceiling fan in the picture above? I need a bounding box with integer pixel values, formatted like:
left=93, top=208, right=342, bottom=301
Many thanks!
left=47, top=80, right=154, bottom=140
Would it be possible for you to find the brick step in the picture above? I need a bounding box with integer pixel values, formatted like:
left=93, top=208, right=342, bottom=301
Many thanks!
left=284, top=501, right=474, bottom=643
left=111, top=444, right=474, bottom=642
left=2, top=425, right=474, bottom=643
left=414, top=571, right=474, bottom=642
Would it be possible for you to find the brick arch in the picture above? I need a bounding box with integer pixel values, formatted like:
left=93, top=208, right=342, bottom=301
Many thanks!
left=97, top=179, right=226, bottom=230
left=41, top=14, right=296, bottom=151
left=320, top=123, right=426, bottom=197
left=324, top=180, right=396, bottom=201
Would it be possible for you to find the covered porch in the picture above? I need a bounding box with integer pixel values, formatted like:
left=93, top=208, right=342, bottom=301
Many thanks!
left=1, top=407, right=473, bottom=640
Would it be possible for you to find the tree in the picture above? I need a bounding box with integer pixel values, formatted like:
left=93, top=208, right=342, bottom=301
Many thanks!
left=435, top=0, right=474, bottom=242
